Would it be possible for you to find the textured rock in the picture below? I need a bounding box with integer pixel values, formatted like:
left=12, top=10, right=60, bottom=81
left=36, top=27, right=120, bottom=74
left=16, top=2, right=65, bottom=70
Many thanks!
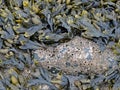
left=34, top=36, right=117, bottom=75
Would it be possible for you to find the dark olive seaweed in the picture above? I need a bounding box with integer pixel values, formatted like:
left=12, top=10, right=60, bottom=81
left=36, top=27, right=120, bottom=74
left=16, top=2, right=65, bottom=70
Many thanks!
left=0, top=0, right=120, bottom=89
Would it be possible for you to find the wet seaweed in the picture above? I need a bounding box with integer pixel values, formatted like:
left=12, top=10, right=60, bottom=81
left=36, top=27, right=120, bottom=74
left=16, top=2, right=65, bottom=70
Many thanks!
left=0, top=0, right=120, bottom=89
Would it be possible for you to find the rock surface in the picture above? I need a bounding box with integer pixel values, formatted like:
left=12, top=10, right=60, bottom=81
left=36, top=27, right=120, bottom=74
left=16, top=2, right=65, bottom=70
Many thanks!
left=34, top=36, right=117, bottom=75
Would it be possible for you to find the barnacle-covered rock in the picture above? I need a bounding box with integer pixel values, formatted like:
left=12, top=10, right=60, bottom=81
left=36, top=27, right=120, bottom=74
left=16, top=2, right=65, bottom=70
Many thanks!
left=35, top=36, right=118, bottom=75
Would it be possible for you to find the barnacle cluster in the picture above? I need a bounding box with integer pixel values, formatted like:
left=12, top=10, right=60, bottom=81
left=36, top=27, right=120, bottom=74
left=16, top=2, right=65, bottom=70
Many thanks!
left=35, top=36, right=117, bottom=75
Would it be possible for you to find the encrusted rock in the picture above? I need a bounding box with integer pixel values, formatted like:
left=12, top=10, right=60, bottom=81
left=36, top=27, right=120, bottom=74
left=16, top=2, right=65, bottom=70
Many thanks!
left=34, top=36, right=117, bottom=75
